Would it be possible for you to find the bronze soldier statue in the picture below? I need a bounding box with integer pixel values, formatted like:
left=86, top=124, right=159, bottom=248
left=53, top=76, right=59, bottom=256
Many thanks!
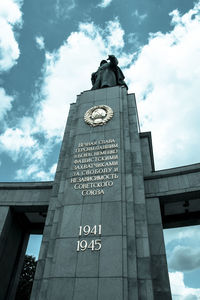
left=91, top=55, right=128, bottom=90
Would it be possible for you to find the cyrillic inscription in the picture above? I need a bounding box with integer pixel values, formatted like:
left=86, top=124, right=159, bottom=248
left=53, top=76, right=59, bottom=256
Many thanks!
left=71, top=139, right=119, bottom=196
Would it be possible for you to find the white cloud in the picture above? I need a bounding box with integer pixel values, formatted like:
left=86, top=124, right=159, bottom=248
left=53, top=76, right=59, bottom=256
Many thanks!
left=0, top=127, right=37, bottom=161
left=55, top=0, right=76, bottom=19
left=3, top=1, right=200, bottom=181
left=35, top=19, right=130, bottom=139
left=169, top=272, right=200, bottom=299
left=184, top=296, right=198, bottom=300
left=16, top=162, right=57, bottom=181
left=104, top=18, right=125, bottom=51
left=31, top=0, right=200, bottom=176
left=164, top=226, right=200, bottom=246
left=50, top=163, right=57, bottom=175
left=97, top=0, right=112, bottom=8
left=0, top=88, right=14, bottom=121
left=0, top=0, right=23, bottom=71
left=0, top=113, right=57, bottom=180
left=0, top=18, right=131, bottom=180
left=132, top=9, right=147, bottom=24
left=35, top=36, right=45, bottom=50
left=33, top=162, right=57, bottom=180
left=125, top=1, right=200, bottom=169
left=169, top=245, right=200, bottom=271
left=127, top=32, right=140, bottom=48
left=164, top=226, right=200, bottom=297
left=16, top=164, right=39, bottom=179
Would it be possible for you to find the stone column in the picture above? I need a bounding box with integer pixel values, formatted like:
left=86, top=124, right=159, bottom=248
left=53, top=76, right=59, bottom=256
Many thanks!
left=32, top=86, right=171, bottom=300
left=0, top=206, right=28, bottom=300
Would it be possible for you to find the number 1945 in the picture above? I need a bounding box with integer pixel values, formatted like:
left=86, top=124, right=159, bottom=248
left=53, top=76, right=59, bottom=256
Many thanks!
left=77, top=239, right=101, bottom=251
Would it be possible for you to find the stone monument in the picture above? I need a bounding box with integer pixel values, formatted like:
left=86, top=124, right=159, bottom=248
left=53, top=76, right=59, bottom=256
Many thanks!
left=30, top=73, right=171, bottom=299
left=1, top=57, right=200, bottom=299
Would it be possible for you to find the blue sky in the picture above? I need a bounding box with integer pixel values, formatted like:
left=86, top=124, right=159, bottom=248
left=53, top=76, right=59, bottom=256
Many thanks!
left=1, top=0, right=200, bottom=299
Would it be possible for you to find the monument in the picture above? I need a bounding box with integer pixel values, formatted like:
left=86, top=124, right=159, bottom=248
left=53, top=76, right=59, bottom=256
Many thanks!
left=1, top=56, right=200, bottom=299
left=91, top=55, right=128, bottom=90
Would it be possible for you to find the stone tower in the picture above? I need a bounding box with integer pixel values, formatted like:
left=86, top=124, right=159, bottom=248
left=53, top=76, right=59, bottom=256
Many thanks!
left=30, top=86, right=172, bottom=299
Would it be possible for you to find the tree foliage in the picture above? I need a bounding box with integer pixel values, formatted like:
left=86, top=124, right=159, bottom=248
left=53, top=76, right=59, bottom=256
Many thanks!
left=15, top=255, right=37, bottom=300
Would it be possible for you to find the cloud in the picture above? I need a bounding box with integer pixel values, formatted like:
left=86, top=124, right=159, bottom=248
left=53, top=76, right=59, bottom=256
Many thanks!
left=35, top=36, right=45, bottom=50
left=3, top=1, right=200, bottom=181
left=125, top=1, right=200, bottom=170
left=0, top=18, right=132, bottom=181
left=164, top=226, right=200, bottom=293
left=184, top=296, right=198, bottom=300
left=126, top=32, right=140, bottom=48
left=35, top=19, right=131, bottom=139
left=169, top=272, right=200, bottom=299
left=0, top=127, right=37, bottom=161
left=164, top=226, right=200, bottom=246
left=0, top=117, right=43, bottom=159
left=55, top=0, right=76, bottom=19
left=15, top=162, right=57, bottom=181
left=0, top=0, right=23, bottom=126
left=0, top=88, right=14, bottom=121
left=132, top=10, right=147, bottom=24
left=168, top=245, right=200, bottom=272
left=0, top=0, right=23, bottom=71
left=104, top=18, right=125, bottom=51
left=97, top=0, right=113, bottom=8
left=32, top=0, right=200, bottom=176
left=34, top=163, right=57, bottom=180
left=0, top=112, right=57, bottom=180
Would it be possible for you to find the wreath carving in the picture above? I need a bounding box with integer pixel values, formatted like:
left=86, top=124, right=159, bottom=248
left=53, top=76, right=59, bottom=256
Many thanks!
left=84, top=105, right=114, bottom=127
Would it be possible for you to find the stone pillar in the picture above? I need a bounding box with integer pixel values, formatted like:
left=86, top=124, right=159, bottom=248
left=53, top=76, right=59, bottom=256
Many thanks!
left=32, top=86, right=171, bottom=300
left=146, top=197, right=172, bottom=299
left=0, top=206, right=28, bottom=300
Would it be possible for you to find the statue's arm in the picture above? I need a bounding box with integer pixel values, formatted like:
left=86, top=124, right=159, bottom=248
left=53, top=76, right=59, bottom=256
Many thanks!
left=91, top=72, right=97, bottom=85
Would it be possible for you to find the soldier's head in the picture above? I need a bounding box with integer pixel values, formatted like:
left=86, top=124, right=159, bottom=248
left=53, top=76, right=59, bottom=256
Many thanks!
left=100, top=60, right=107, bottom=66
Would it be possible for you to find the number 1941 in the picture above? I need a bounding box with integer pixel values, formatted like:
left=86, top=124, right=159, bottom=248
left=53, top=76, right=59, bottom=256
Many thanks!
left=79, top=225, right=101, bottom=236
left=77, top=225, right=102, bottom=252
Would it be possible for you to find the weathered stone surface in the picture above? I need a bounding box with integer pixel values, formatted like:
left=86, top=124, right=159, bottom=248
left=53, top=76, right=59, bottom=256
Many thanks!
left=101, top=201, right=122, bottom=235
left=98, top=278, right=123, bottom=300
left=99, top=236, right=123, bottom=277
left=53, top=238, right=77, bottom=277
left=148, top=224, right=166, bottom=255
left=48, top=278, right=75, bottom=300
left=138, top=279, right=154, bottom=300
left=73, top=278, right=98, bottom=300
left=60, top=205, right=82, bottom=237
left=2, top=86, right=192, bottom=300
left=76, top=250, right=99, bottom=277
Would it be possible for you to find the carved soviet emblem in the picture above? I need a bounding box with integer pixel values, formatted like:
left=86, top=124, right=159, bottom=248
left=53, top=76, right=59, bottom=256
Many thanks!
left=84, top=105, right=114, bottom=127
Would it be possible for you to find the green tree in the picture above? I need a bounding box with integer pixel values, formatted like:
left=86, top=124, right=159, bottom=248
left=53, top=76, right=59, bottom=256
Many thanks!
left=15, top=255, right=37, bottom=300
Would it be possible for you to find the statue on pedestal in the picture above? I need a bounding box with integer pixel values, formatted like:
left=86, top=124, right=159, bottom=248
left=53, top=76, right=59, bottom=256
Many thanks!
left=91, top=55, right=128, bottom=90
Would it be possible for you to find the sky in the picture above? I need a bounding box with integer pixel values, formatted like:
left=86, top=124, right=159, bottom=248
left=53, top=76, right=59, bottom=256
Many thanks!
left=1, top=0, right=200, bottom=299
